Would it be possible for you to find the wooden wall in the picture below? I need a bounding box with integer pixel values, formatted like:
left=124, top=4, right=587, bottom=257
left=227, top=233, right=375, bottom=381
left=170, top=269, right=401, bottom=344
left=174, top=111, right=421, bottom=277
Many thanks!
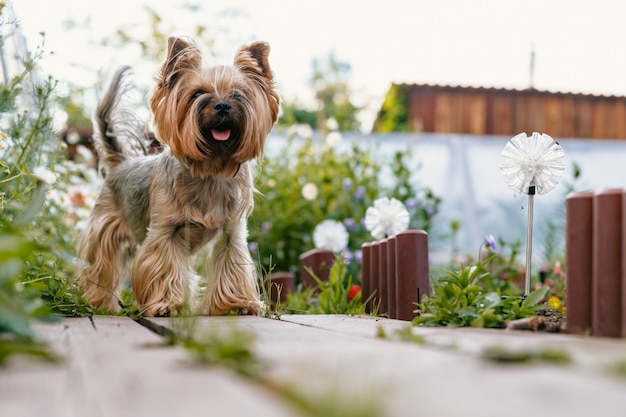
left=405, top=84, right=626, bottom=139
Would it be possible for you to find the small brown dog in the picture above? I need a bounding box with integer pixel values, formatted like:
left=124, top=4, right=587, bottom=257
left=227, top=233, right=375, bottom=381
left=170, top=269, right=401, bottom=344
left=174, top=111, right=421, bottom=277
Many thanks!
left=78, top=36, right=280, bottom=316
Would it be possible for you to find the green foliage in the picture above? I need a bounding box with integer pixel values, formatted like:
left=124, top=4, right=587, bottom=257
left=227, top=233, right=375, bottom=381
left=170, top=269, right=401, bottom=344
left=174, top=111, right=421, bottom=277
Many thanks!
left=111, top=6, right=215, bottom=63
left=250, top=134, right=441, bottom=282
left=604, top=359, right=626, bottom=379
left=0, top=214, right=58, bottom=365
left=275, top=254, right=369, bottom=315
left=179, top=326, right=260, bottom=378
left=278, top=383, right=385, bottom=417
left=310, top=52, right=361, bottom=131
left=278, top=101, right=318, bottom=128
left=281, top=286, right=318, bottom=315
left=372, top=83, right=410, bottom=133
left=309, top=254, right=367, bottom=315
left=0, top=20, right=96, bottom=364
left=278, top=52, right=362, bottom=131
left=481, top=344, right=572, bottom=364
left=414, top=257, right=550, bottom=328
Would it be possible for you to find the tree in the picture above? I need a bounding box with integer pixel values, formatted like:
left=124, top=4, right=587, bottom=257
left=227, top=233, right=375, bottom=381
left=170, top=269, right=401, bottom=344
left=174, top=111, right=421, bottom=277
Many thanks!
left=278, top=52, right=362, bottom=132
left=310, top=52, right=361, bottom=132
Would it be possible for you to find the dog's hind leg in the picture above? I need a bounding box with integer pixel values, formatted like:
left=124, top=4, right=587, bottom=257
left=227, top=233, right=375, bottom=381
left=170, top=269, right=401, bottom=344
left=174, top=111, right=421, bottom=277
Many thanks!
left=78, top=191, right=131, bottom=312
left=201, top=218, right=263, bottom=316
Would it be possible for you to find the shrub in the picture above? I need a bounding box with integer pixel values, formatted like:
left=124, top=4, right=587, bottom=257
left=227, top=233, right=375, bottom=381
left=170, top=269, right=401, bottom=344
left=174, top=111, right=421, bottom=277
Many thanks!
left=249, top=132, right=441, bottom=283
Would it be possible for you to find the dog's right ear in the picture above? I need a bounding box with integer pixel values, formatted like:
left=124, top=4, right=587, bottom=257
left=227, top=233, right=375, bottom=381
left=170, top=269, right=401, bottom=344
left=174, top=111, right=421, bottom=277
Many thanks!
left=158, top=36, right=202, bottom=89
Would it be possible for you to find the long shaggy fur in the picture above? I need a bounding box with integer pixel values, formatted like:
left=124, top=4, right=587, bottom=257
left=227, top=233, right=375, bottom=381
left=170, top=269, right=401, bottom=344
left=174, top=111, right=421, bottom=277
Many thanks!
left=78, top=37, right=279, bottom=316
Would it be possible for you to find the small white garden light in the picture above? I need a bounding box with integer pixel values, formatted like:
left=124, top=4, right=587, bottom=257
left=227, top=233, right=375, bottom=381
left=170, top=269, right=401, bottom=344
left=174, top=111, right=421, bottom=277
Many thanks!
left=364, top=197, right=410, bottom=240
left=500, top=132, right=565, bottom=296
left=313, top=219, right=349, bottom=252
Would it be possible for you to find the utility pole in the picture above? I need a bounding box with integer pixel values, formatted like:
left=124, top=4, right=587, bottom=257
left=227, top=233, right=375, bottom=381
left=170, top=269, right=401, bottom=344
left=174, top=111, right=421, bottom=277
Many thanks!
left=529, top=43, right=536, bottom=89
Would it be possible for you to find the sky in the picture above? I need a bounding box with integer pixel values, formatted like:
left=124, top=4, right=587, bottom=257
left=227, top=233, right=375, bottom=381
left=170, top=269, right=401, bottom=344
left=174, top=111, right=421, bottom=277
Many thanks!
left=9, top=0, right=626, bottom=130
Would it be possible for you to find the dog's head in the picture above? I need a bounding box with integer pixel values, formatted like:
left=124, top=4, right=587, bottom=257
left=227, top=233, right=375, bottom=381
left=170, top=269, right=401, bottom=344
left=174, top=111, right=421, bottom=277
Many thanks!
left=150, top=36, right=280, bottom=177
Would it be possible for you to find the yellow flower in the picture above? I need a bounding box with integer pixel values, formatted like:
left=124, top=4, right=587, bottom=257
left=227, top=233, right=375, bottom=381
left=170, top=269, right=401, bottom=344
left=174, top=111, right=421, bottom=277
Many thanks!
left=547, top=296, right=562, bottom=311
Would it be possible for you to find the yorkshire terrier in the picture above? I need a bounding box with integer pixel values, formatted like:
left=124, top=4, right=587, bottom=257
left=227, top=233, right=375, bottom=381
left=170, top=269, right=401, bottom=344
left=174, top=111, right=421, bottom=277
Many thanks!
left=78, top=36, right=280, bottom=316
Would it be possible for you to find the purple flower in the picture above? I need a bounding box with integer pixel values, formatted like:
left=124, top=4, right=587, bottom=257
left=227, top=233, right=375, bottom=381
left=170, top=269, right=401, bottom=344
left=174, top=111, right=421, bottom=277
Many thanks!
left=484, top=234, right=497, bottom=252
left=342, top=178, right=353, bottom=190
left=248, top=242, right=258, bottom=253
left=354, top=186, right=366, bottom=200
left=354, top=249, right=363, bottom=264
left=406, top=198, right=418, bottom=210
left=343, top=248, right=354, bottom=263
left=343, top=217, right=356, bottom=230
left=262, top=222, right=272, bottom=233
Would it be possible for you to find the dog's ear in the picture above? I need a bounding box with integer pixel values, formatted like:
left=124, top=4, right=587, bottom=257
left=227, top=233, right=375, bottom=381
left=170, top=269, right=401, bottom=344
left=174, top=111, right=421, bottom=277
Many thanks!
left=158, top=36, right=202, bottom=89
left=234, top=41, right=274, bottom=82
left=234, top=41, right=280, bottom=123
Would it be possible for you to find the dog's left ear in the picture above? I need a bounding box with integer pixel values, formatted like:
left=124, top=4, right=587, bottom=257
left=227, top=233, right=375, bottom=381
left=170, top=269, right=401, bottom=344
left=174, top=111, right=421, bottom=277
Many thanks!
left=234, top=41, right=275, bottom=82
left=234, top=41, right=280, bottom=123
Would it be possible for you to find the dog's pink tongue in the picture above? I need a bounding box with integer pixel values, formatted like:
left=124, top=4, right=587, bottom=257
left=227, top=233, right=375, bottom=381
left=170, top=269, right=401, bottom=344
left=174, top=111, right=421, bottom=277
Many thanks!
left=211, top=129, right=231, bottom=141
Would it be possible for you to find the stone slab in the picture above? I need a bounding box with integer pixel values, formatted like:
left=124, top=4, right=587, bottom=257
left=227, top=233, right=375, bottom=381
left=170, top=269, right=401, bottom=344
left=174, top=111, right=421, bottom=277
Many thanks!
left=151, top=314, right=626, bottom=417
left=0, top=316, right=298, bottom=417
left=281, top=314, right=626, bottom=369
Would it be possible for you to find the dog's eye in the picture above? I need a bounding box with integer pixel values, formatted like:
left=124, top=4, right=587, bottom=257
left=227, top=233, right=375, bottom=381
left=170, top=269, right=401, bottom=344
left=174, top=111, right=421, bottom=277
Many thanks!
left=192, top=90, right=204, bottom=100
left=231, top=93, right=243, bottom=101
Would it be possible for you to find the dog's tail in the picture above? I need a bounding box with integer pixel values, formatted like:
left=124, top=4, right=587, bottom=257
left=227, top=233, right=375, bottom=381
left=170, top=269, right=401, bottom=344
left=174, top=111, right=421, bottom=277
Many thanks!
left=92, top=66, right=149, bottom=175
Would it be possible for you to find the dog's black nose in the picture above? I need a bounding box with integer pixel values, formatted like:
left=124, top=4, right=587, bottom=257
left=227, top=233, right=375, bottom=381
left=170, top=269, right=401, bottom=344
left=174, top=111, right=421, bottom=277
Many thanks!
left=213, top=101, right=231, bottom=115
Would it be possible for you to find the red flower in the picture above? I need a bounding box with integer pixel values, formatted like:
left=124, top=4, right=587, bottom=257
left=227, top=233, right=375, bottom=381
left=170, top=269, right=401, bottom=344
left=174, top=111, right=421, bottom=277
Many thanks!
left=347, top=285, right=361, bottom=300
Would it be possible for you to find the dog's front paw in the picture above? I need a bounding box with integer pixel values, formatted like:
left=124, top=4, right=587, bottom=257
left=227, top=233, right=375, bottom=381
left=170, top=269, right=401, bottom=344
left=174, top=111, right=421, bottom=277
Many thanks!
left=141, top=300, right=183, bottom=317
left=239, top=300, right=265, bottom=316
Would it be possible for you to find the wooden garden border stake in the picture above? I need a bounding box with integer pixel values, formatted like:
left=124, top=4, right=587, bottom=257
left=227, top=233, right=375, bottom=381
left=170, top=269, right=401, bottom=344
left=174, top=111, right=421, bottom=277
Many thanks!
left=592, top=189, right=623, bottom=338
left=565, top=191, right=594, bottom=335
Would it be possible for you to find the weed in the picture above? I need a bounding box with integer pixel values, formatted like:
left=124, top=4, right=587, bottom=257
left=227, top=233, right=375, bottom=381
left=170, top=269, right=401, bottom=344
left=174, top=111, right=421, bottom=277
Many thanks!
left=481, top=344, right=572, bottom=364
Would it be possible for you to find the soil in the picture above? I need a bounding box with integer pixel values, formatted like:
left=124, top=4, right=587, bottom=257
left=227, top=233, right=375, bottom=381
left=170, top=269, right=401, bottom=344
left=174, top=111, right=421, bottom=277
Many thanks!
left=536, top=309, right=566, bottom=333
left=505, top=309, right=566, bottom=333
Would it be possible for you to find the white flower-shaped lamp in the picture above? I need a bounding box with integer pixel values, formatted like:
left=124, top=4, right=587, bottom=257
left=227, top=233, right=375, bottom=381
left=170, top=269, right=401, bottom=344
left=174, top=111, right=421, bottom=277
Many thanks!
left=313, top=219, right=349, bottom=252
left=364, top=197, right=410, bottom=240
left=500, top=132, right=565, bottom=196
left=500, top=132, right=565, bottom=296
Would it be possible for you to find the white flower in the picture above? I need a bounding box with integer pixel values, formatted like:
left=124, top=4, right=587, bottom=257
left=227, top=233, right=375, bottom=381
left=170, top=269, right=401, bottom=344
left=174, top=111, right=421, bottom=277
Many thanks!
left=313, top=219, right=349, bottom=252
left=295, top=124, right=313, bottom=139
left=325, top=131, right=342, bottom=147
left=0, top=131, right=13, bottom=150
left=364, top=197, right=410, bottom=239
left=500, top=132, right=565, bottom=195
left=326, top=118, right=339, bottom=131
left=301, top=182, right=318, bottom=200
left=33, top=166, right=58, bottom=185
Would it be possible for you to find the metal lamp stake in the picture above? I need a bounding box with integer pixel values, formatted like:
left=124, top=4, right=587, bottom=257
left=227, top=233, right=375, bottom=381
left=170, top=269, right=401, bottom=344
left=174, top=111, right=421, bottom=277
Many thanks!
left=524, top=183, right=536, bottom=297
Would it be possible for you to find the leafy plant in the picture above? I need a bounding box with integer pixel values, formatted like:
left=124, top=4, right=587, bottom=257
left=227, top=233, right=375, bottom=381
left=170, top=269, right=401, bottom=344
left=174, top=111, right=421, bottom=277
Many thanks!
left=281, top=286, right=318, bottom=315
left=0, top=12, right=100, bottom=364
left=414, top=257, right=549, bottom=328
left=276, top=254, right=372, bottom=315
left=309, top=254, right=367, bottom=315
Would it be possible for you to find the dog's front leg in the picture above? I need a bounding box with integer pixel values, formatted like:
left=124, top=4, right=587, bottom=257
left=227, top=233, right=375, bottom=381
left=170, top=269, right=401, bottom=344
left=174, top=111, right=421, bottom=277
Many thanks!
left=201, top=217, right=263, bottom=315
left=131, top=228, right=192, bottom=317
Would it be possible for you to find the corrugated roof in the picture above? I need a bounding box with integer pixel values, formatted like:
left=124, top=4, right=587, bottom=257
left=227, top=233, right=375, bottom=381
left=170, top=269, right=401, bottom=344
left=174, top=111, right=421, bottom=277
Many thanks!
left=397, top=82, right=626, bottom=100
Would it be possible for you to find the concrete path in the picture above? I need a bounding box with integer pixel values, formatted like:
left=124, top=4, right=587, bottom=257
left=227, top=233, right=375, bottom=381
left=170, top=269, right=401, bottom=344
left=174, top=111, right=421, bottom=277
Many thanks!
left=1, top=314, right=625, bottom=417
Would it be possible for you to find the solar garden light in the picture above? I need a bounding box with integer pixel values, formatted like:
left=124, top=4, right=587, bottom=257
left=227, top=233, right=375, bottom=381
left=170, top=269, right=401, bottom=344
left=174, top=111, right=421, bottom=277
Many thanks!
left=500, top=132, right=565, bottom=296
